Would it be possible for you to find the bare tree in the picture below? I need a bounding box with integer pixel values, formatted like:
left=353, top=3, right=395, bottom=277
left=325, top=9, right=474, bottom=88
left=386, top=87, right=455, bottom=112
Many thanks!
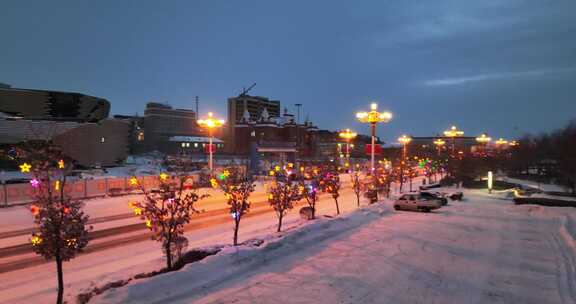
left=325, top=173, right=341, bottom=215
left=351, top=172, right=362, bottom=207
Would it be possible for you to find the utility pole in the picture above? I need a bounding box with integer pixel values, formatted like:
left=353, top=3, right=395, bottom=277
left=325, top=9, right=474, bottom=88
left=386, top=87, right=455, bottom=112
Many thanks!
left=195, top=96, right=199, bottom=118
left=295, top=104, right=302, bottom=161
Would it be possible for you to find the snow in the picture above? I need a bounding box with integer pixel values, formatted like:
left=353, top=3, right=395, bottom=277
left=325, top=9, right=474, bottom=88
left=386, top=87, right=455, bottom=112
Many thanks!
left=87, top=189, right=576, bottom=304
left=2, top=180, right=576, bottom=304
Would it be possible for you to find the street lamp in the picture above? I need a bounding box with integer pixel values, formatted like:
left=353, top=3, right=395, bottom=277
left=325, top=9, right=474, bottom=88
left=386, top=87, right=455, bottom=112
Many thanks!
left=433, top=138, right=445, bottom=156
left=356, top=102, right=393, bottom=172
left=398, top=135, right=412, bottom=161
left=495, top=138, right=508, bottom=146
left=443, top=125, right=464, bottom=155
left=475, top=133, right=491, bottom=155
left=397, top=135, right=412, bottom=193
left=197, top=112, right=225, bottom=172
left=339, top=128, right=357, bottom=168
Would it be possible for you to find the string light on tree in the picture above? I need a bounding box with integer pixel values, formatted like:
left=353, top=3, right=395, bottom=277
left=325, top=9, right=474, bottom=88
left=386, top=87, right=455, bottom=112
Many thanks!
left=129, top=177, right=139, bottom=186
left=58, top=159, right=65, bottom=169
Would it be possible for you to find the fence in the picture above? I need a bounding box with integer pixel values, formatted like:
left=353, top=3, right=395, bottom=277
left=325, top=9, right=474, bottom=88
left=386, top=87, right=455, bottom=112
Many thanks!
left=0, top=175, right=199, bottom=207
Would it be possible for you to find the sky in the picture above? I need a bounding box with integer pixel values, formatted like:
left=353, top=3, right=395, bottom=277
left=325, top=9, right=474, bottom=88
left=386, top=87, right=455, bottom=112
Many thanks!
left=1, top=1, right=575, bottom=143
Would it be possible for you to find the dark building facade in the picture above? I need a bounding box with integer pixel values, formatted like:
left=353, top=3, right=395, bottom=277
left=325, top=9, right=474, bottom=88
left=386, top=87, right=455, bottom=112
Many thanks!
left=227, top=94, right=281, bottom=153
left=0, top=87, right=110, bottom=122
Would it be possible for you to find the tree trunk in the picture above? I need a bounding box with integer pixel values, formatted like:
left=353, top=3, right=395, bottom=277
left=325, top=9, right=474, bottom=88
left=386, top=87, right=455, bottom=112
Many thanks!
left=56, top=253, right=64, bottom=304
left=233, top=219, right=240, bottom=246
left=277, top=213, right=283, bottom=232
left=334, top=198, right=340, bottom=215
left=165, top=240, right=172, bottom=270
left=356, top=193, right=360, bottom=207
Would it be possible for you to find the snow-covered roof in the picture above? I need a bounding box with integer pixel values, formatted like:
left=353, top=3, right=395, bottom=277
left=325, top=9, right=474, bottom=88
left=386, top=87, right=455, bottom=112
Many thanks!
left=168, top=136, right=224, bottom=143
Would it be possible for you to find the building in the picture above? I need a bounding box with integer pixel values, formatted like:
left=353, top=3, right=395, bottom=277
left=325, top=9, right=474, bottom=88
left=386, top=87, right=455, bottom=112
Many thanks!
left=227, top=94, right=281, bottom=153
left=116, top=102, right=226, bottom=155
left=0, top=86, right=129, bottom=168
left=0, top=86, right=110, bottom=122
left=0, top=117, right=129, bottom=167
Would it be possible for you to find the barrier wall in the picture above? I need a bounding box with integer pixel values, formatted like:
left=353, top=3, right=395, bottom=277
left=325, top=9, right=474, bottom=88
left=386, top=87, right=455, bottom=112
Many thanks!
left=1, top=175, right=197, bottom=207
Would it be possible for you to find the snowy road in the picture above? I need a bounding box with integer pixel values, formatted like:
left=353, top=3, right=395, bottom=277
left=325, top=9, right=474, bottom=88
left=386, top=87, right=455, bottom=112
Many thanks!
left=93, top=190, right=576, bottom=304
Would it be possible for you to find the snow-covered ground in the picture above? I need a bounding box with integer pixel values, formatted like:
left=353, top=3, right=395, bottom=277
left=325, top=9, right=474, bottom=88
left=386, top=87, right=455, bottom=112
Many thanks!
left=89, top=189, right=576, bottom=304
left=2, top=181, right=576, bottom=304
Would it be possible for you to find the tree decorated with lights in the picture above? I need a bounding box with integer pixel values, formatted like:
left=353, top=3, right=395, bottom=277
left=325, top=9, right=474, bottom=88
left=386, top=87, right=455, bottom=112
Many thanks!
left=267, top=177, right=301, bottom=232
left=211, top=168, right=255, bottom=246
left=324, top=172, right=342, bottom=215
left=20, top=143, right=90, bottom=304
left=299, top=167, right=322, bottom=219
left=128, top=171, right=207, bottom=270
left=351, top=171, right=363, bottom=207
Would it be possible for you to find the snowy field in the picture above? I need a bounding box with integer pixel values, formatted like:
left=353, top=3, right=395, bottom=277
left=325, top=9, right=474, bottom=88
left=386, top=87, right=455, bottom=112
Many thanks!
left=2, top=183, right=576, bottom=304
left=87, top=188, right=576, bottom=304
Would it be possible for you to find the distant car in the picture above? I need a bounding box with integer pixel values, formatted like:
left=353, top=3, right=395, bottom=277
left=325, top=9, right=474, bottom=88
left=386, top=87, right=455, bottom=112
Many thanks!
left=448, top=191, right=464, bottom=201
left=420, top=191, right=448, bottom=206
left=394, top=193, right=442, bottom=212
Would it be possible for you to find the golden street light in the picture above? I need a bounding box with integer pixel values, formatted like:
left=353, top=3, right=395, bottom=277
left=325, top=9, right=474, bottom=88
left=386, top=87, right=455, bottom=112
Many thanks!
left=443, top=125, right=464, bottom=155
left=339, top=128, right=357, bottom=167
left=398, top=134, right=412, bottom=161
left=356, top=102, right=392, bottom=172
left=495, top=138, right=508, bottom=146
left=197, top=112, right=225, bottom=172
left=509, top=140, right=519, bottom=147
left=475, top=133, right=492, bottom=144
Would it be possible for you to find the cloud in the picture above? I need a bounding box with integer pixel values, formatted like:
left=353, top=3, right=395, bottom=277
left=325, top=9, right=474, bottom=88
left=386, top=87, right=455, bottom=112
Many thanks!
left=422, top=67, right=576, bottom=87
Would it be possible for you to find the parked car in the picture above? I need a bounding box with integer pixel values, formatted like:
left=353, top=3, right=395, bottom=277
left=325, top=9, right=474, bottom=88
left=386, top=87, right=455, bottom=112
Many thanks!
left=420, top=191, right=448, bottom=206
left=394, top=193, right=443, bottom=212
left=448, top=191, right=464, bottom=201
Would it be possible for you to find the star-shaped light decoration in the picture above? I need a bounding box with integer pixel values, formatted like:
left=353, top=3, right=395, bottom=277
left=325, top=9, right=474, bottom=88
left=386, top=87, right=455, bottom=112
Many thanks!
left=31, top=235, right=42, bottom=246
left=20, top=163, right=32, bottom=173
left=129, top=177, right=138, bottom=186
left=133, top=207, right=142, bottom=216
left=159, top=173, right=168, bottom=181
left=30, top=179, right=40, bottom=188
left=145, top=219, right=152, bottom=228
left=58, top=159, right=65, bottom=169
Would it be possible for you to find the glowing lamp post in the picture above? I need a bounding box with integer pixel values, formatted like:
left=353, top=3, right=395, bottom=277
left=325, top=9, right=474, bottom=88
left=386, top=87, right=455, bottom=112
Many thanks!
left=433, top=138, right=445, bottom=156
left=487, top=171, right=493, bottom=194
left=197, top=112, right=225, bottom=172
left=475, top=133, right=491, bottom=155
left=443, top=125, right=464, bottom=155
left=495, top=138, right=508, bottom=146
left=339, top=128, right=357, bottom=168
left=356, top=102, right=392, bottom=172
left=398, top=135, right=412, bottom=161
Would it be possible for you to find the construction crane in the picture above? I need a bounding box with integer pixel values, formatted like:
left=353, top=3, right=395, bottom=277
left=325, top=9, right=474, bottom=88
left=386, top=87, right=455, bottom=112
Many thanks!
left=239, top=82, right=256, bottom=96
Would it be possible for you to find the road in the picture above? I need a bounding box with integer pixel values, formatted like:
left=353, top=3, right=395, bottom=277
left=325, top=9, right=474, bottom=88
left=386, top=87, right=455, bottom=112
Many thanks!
left=0, top=186, right=356, bottom=274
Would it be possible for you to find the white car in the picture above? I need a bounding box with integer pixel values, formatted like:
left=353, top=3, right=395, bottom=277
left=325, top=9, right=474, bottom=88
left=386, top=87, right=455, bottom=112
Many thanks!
left=394, top=193, right=443, bottom=212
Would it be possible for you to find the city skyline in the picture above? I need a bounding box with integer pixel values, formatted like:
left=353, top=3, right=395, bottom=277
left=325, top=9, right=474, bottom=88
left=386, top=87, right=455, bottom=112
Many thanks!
left=1, top=1, right=575, bottom=142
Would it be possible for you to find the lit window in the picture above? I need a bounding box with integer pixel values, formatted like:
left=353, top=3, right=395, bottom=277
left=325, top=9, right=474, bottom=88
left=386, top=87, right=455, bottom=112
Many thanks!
left=202, top=143, right=206, bottom=147
left=100, top=137, right=105, bottom=143
left=194, top=143, right=198, bottom=148
left=137, top=132, right=144, bottom=141
left=181, top=142, right=186, bottom=147
left=186, top=143, right=190, bottom=147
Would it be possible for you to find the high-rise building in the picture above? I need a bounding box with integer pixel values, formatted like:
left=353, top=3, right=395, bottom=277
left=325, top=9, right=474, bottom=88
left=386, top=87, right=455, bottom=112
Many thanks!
left=0, top=87, right=110, bottom=122
left=227, top=94, right=281, bottom=153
